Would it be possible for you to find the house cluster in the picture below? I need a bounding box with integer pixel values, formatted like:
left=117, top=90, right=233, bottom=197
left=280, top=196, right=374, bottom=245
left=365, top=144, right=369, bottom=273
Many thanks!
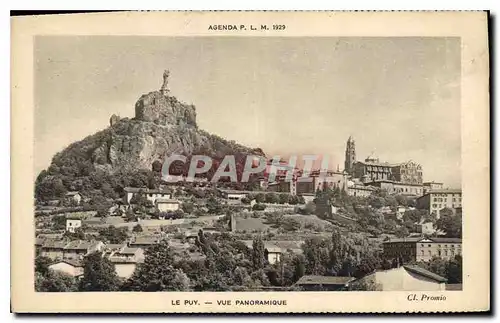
left=123, top=187, right=181, bottom=213
left=36, top=237, right=146, bottom=280
left=294, top=264, right=452, bottom=291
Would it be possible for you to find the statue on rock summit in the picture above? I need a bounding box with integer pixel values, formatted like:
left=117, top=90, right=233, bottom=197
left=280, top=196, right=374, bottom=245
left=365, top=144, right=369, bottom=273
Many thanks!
left=160, top=69, right=170, bottom=96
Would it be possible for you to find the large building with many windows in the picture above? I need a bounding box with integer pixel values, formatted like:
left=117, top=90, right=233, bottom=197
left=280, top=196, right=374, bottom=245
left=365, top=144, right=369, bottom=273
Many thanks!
left=416, top=189, right=462, bottom=218
left=383, top=237, right=462, bottom=263
left=344, top=137, right=424, bottom=191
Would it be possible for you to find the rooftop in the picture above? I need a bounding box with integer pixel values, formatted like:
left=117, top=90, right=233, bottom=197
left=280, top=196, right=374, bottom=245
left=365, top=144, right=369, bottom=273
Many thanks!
left=124, top=187, right=172, bottom=194
left=295, top=275, right=355, bottom=285
left=51, top=259, right=83, bottom=268
left=155, top=198, right=180, bottom=204
left=425, top=189, right=462, bottom=195
left=383, top=237, right=462, bottom=244
left=366, top=180, right=423, bottom=187
left=403, top=265, right=447, bottom=283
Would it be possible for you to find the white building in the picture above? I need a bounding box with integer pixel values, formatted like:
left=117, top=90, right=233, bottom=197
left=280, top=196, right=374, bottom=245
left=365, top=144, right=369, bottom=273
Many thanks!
left=123, top=187, right=172, bottom=205
left=155, top=198, right=181, bottom=213
left=65, top=219, right=82, bottom=233
left=65, top=191, right=82, bottom=205
left=351, top=265, right=447, bottom=291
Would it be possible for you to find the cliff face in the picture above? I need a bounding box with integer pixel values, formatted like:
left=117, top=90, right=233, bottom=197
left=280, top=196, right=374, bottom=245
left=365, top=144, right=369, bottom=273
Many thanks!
left=134, top=91, right=197, bottom=127
left=37, top=79, right=265, bottom=199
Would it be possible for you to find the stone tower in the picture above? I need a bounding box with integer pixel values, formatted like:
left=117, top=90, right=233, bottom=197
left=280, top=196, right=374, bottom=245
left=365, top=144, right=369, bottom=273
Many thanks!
left=344, top=136, right=356, bottom=175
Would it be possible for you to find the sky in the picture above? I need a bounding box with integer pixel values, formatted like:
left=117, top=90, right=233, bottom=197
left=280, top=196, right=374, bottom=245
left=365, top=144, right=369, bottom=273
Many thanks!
left=35, top=36, right=461, bottom=187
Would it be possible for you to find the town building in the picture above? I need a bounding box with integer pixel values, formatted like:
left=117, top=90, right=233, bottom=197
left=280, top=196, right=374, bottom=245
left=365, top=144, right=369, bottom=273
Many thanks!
left=65, top=191, right=82, bottom=205
left=414, top=221, right=435, bottom=235
left=129, top=235, right=160, bottom=249
left=347, top=182, right=376, bottom=197
left=366, top=180, right=424, bottom=196
left=39, top=240, right=104, bottom=260
left=39, top=240, right=68, bottom=259
left=391, top=161, right=423, bottom=185
left=107, top=246, right=145, bottom=279
left=65, top=218, right=82, bottom=233
left=351, top=265, right=447, bottom=291
left=383, top=237, right=462, bottom=262
left=123, top=187, right=172, bottom=205
left=423, top=181, right=444, bottom=194
left=295, top=275, right=355, bottom=291
left=416, top=189, right=462, bottom=218
left=241, top=240, right=303, bottom=264
left=155, top=198, right=180, bottom=213
left=63, top=240, right=105, bottom=260
left=344, top=136, right=424, bottom=188
left=218, top=189, right=254, bottom=200
left=48, top=259, right=84, bottom=278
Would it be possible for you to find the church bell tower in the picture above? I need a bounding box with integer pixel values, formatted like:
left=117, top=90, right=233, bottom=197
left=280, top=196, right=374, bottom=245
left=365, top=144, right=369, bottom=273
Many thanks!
left=344, top=136, right=356, bottom=175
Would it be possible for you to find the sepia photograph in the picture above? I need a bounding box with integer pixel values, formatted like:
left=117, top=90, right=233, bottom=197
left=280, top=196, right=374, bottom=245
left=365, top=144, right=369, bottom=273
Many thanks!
left=11, top=11, right=489, bottom=313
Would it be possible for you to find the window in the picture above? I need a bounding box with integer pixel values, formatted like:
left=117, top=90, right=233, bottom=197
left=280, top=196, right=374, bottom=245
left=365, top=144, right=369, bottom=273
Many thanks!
left=421, top=250, right=424, bottom=255
left=438, top=250, right=442, bottom=256
left=428, top=244, right=431, bottom=247
left=428, top=250, right=432, bottom=255
left=451, top=250, right=455, bottom=256
left=445, top=250, right=448, bottom=256
left=421, top=244, right=424, bottom=247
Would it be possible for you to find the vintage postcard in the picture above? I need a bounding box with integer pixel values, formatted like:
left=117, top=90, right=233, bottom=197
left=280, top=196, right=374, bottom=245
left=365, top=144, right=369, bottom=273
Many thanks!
left=11, top=11, right=490, bottom=313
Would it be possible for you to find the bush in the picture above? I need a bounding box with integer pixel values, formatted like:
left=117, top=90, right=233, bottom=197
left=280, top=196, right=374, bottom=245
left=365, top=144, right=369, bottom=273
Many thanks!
left=252, top=204, right=266, bottom=211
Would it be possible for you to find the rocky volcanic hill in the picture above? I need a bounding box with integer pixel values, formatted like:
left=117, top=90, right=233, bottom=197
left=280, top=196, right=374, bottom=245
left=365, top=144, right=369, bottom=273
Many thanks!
left=35, top=72, right=265, bottom=201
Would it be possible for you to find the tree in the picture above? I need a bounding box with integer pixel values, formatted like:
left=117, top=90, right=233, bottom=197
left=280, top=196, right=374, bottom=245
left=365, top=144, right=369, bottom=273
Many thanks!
left=52, top=215, right=67, bottom=230
left=35, top=270, right=77, bottom=292
left=241, top=197, right=251, bottom=204
left=132, top=224, right=143, bottom=233
left=265, top=193, right=279, bottom=204
left=292, top=255, right=306, bottom=283
left=282, top=218, right=301, bottom=232
left=124, top=240, right=191, bottom=291
left=35, top=256, right=53, bottom=276
left=79, top=252, right=120, bottom=291
left=181, top=202, right=194, bottom=214
left=98, top=226, right=129, bottom=244
left=395, top=195, right=408, bottom=207
left=278, top=193, right=290, bottom=204
left=368, top=197, right=384, bottom=209
left=252, top=236, right=267, bottom=270
left=302, top=201, right=316, bottom=215
left=255, top=193, right=266, bottom=203
left=206, top=197, right=223, bottom=214
left=445, top=255, right=462, bottom=283
left=436, top=212, right=462, bottom=238
left=288, top=195, right=299, bottom=205
left=395, top=226, right=409, bottom=238
left=252, top=203, right=266, bottom=211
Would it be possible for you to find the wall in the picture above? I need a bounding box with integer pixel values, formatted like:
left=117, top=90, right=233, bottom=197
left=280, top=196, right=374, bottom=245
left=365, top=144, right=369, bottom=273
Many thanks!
left=158, top=202, right=180, bottom=212
left=66, top=219, right=82, bottom=233
left=373, top=267, right=445, bottom=291
left=114, top=263, right=137, bottom=279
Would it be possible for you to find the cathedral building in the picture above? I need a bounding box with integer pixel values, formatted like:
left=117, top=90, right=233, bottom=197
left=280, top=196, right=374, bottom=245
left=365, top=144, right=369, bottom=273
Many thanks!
left=344, top=137, right=424, bottom=195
